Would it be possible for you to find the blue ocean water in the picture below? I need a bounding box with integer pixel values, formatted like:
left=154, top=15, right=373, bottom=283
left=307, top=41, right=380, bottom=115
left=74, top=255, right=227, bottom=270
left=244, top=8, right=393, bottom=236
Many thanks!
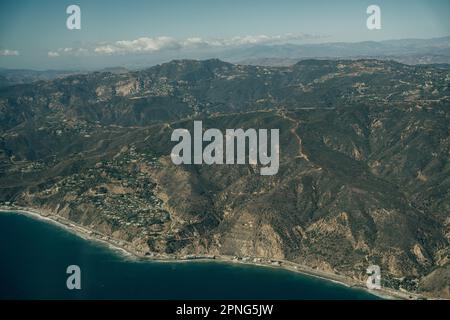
left=0, top=212, right=379, bottom=299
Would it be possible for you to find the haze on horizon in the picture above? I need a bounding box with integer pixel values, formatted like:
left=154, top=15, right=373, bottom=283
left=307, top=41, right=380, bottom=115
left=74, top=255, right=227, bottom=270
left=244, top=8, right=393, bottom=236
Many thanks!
left=0, top=0, right=449, bottom=70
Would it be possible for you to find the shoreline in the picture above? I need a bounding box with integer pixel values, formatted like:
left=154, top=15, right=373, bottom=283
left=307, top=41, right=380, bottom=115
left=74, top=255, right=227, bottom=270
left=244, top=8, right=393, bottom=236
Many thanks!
left=0, top=205, right=421, bottom=300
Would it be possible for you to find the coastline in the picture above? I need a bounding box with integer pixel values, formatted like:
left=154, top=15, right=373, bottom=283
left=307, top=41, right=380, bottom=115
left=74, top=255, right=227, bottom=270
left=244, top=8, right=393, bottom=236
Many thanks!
left=0, top=205, right=421, bottom=300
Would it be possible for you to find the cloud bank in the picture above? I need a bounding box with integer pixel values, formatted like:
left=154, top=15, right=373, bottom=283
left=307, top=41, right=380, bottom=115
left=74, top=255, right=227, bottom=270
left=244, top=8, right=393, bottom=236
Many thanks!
left=0, top=49, right=19, bottom=56
left=48, top=33, right=321, bottom=57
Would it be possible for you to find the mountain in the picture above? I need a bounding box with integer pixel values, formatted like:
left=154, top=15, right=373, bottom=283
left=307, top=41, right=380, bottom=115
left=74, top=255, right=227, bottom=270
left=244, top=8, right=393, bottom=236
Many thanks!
left=0, top=59, right=448, bottom=298
left=0, top=68, right=80, bottom=88
left=226, top=36, right=450, bottom=66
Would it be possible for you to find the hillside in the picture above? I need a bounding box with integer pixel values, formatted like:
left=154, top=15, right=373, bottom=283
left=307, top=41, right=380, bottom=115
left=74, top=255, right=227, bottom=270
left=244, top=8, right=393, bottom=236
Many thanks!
left=0, top=59, right=448, bottom=298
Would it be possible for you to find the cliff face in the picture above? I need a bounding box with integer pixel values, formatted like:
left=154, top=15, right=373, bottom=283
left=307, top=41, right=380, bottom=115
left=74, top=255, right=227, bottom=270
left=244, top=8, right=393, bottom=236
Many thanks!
left=0, top=59, right=448, bottom=298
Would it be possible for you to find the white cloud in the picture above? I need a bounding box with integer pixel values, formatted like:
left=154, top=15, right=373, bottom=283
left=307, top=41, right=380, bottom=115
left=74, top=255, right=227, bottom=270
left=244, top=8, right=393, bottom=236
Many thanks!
left=0, top=49, right=19, bottom=56
left=48, top=47, right=89, bottom=58
left=49, top=33, right=321, bottom=56
left=48, top=51, right=60, bottom=57
left=183, top=37, right=209, bottom=47
left=94, top=36, right=181, bottom=55
left=183, top=33, right=318, bottom=48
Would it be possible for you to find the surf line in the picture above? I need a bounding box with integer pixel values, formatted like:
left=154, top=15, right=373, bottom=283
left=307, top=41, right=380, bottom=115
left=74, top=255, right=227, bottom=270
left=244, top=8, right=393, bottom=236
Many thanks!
left=170, top=121, right=279, bottom=175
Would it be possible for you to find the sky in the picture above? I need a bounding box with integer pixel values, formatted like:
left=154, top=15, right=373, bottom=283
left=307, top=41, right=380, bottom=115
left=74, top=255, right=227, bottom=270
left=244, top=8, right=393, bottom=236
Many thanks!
left=0, top=0, right=449, bottom=70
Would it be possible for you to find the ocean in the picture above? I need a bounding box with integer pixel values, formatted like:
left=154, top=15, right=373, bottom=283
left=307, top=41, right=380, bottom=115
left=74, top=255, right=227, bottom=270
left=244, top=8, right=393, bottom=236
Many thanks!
left=0, top=211, right=379, bottom=299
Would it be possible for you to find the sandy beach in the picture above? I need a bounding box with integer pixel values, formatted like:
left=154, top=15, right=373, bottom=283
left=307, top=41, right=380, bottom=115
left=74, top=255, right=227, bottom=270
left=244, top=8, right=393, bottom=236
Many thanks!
left=0, top=205, right=423, bottom=300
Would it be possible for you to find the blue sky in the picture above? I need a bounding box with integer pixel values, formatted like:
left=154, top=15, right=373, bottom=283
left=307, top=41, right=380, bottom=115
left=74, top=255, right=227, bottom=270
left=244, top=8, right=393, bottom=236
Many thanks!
left=1, top=0, right=449, bottom=69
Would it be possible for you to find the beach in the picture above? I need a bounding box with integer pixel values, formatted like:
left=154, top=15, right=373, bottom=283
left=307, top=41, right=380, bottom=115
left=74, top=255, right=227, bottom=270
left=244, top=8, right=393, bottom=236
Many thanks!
left=0, top=205, right=421, bottom=300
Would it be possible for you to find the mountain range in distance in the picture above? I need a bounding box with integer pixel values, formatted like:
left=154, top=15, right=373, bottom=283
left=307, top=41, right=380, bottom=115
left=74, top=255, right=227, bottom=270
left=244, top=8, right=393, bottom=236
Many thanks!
left=1, top=36, right=449, bottom=88
left=0, top=67, right=129, bottom=89
left=228, top=36, right=450, bottom=66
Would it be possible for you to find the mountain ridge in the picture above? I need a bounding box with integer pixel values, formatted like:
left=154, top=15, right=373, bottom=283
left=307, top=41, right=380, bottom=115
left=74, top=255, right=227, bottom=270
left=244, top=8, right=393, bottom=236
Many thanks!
left=0, top=58, right=448, bottom=298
